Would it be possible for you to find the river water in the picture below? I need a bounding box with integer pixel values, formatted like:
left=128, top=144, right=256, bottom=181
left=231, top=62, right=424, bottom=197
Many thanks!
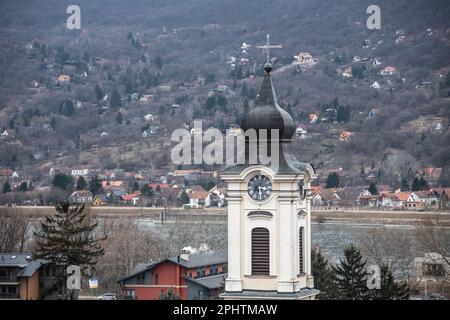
left=136, top=217, right=450, bottom=264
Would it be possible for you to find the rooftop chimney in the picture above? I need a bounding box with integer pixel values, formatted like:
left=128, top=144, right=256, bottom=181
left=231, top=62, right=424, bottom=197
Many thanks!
left=180, top=249, right=190, bottom=262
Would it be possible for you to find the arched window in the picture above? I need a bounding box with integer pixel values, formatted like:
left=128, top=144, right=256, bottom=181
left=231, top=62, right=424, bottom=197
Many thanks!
left=251, top=227, right=270, bottom=275
left=299, top=227, right=304, bottom=274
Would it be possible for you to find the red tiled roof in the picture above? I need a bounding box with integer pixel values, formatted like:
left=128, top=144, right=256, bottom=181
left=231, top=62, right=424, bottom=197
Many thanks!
left=187, top=191, right=209, bottom=200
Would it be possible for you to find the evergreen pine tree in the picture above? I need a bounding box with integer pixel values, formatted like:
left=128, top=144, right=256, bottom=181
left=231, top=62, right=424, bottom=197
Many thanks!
left=76, top=176, right=87, bottom=190
left=50, top=116, right=57, bottom=130
left=116, top=111, right=123, bottom=125
left=312, top=249, right=337, bottom=299
left=94, top=84, right=104, bottom=101
left=419, top=177, right=429, bottom=190
left=369, top=265, right=410, bottom=300
left=141, top=184, right=154, bottom=197
left=359, top=165, right=366, bottom=178
left=411, top=177, right=421, bottom=191
left=110, top=89, right=121, bottom=109
left=32, top=202, right=105, bottom=299
left=89, top=175, right=102, bottom=196
left=59, top=99, right=75, bottom=117
left=19, top=181, right=28, bottom=192
left=332, top=244, right=369, bottom=300
left=326, top=172, right=340, bottom=188
left=401, top=178, right=410, bottom=191
left=52, top=173, right=74, bottom=192
left=368, top=182, right=378, bottom=195
left=3, top=180, right=11, bottom=193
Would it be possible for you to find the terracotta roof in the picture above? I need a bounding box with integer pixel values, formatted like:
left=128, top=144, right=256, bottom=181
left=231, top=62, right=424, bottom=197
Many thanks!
left=394, top=192, right=410, bottom=201
left=187, top=190, right=209, bottom=200
left=102, top=181, right=123, bottom=187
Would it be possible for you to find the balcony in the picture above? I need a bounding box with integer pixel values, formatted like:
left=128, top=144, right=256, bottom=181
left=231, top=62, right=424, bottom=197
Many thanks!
left=0, top=293, right=19, bottom=300
left=0, top=276, right=18, bottom=284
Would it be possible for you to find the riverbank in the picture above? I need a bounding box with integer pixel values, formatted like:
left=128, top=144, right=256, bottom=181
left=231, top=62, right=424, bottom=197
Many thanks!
left=2, top=205, right=450, bottom=226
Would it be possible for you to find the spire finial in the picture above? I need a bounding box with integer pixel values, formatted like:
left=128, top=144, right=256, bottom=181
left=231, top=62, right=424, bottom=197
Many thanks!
left=257, top=34, right=282, bottom=73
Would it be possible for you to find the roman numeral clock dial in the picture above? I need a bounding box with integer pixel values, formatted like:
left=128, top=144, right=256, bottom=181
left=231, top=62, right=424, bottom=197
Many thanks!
left=248, top=175, right=272, bottom=201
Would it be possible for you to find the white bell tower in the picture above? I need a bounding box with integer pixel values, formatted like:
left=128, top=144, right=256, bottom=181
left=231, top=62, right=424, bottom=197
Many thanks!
left=220, top=45, right=318, bottom=300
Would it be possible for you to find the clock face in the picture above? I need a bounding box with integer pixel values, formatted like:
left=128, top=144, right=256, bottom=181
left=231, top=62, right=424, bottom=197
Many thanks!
left=248, top=174, right=272, bottom=201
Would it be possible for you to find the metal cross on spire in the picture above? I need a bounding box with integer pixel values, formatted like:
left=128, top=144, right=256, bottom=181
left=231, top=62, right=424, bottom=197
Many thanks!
left=257, top=34, right=282, bottom=64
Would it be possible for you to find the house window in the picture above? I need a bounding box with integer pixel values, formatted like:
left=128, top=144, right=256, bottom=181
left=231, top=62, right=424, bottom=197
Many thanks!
left=223, top=263, right=228, bottom=273
left=155, top=273, right=159, bottom=285
left=299, top=227, right=305, bottom=274
left=126, top=289, right=136, bottom=300
left=251, top=227, right=270, bottom=276
left=137, top=273, right=145, bottom=284
left=196, top=267, right=205, bottom=278
left=210, top=265, right=218, bottom=275
left=423, top=263, right=445, bottom=277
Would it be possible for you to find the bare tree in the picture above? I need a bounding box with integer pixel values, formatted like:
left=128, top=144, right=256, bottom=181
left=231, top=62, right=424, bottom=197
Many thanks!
left=0, top=209, right=30, bottom=253
left=416, top=214, right=450, bottom=269
left=380, top=151, right=418, bottom=187
left=95, top=218, right=170, bottom=293
left=359, top=227, right=415, bottom=282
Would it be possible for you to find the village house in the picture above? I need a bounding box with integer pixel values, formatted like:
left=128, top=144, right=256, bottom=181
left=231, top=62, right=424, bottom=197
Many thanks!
left=378, top=192, right=402, bottom=208
left=358, top=194, right=381, bottom=207
left=293, top=52, right=318, bottom=69
left=71, top=169, right=89, bottom=177
left=101, top=180, right=124, bottom=190
left=372, top=57, right=382, bottom=66
left=295, top=124, right=308, bottom=138
left=341, top=66, right=353, bottom=78
left=57, top=75, right=70, bottom=84
left=370, top=81, right=381, bottom=89
left=185, top=186, right=209, bottom=208
left=414, top=253, right=449, bottom=281
left=205, top=186, right=226, bottom=208
left=339, top=131, right=353, bottom=141
left=92, top=194, right=108, bottom=206
left=0, top=253, right=63, bottom=300
left=311, top=188, right=342, bottom=207
left=408, top=191, right=438, bottom=209
left=380, top=66, right=399, bottom=77
left=139, top=94, right=154, bottom=102
left=68, top=190, right=93, bottom=204
left=117, top=250, right=227, bottom=300
left=337, top=186, right=371, bottom=206
left=121, top=191, right=141, bottom=206
left=309, top=113, right=318, bottom=124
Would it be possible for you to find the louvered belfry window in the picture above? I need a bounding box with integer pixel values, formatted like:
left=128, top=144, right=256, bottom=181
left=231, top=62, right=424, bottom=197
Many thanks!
left=251, top=227, right=270, bottom=275
left=299, top=227, right=305, bottom=273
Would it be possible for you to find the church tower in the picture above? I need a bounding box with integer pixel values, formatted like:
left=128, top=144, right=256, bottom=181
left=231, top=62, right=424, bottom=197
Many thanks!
left=220, top=60, right=319, bottom=300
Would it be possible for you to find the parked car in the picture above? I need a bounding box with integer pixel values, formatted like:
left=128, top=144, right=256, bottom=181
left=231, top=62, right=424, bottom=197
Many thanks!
left=97, top=293, right=117, bottom=300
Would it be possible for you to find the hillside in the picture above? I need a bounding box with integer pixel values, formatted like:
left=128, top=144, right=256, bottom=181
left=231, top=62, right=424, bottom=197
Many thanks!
left=0, top=0, right=449, bottom=188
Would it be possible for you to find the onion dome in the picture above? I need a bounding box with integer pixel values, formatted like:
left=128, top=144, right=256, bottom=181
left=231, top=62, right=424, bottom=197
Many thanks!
left=240, top=63, right=295, bottom=141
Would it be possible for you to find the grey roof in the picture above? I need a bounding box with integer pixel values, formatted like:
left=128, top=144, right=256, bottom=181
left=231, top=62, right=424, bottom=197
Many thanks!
left=185, top=273, right=227, bottom=290
left=167, top=251, right=227, bottom=269
left=0, top=253, right=43, bottom=278
left=117, top=261, right=159, bottom=282
left=17, top=260, right=42, bottom=277
left=117, top=251, right=227, bottom=283
left=0, top=253, right=32, bottom=267
left=221, top=288, right=320, bottom=299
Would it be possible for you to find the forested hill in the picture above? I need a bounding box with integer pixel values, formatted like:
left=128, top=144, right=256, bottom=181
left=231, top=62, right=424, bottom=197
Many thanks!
left=0, top=0, right=449, bottom=186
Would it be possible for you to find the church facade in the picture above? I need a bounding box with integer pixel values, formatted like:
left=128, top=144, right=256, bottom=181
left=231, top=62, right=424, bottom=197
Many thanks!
left=220, top=61, right=319, bottom=300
